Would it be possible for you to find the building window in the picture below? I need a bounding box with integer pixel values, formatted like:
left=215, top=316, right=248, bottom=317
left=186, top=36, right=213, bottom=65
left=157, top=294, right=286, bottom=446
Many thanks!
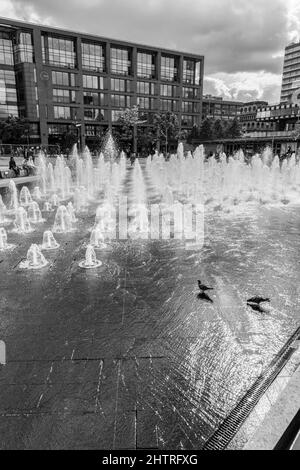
left=48, top=123, right=73, bottom=135
left=111, top=47, right=131, bottom=75
left=52, top=71, right=75, bottom=87
left=181, top=115, right=194, bottom=126
left=0, top=31, right=14, bottom=65
left=160, top=99, right=178, bottom=112
left=83, top=74, right=103, bottom=89
left=111, top=94, right=130, bottom=107
left=160, top=84, right=178, bottom=97
left=182, top=101, right=197, bottom=113
left=53, top=105, right=77, bottom=119
left=84, top=108, right=106, bottom=121
left=53, top=88, right=76, bottom=103
left=42, top=34, right=76, bottom=68
left=137, top=51, right=156, bottom=79
left=111, top=109, right=124, bottom=122
left=0, top=69, right=18, bottom=118
left=183, top=59, right=201, bottom=85
left=137, top=81, right=155, bottom=95
left=161, top=55, right=179, bottom=82
left=14, top=32, right=34, bottom=64
left=182, top=87, right=198, bottom=99
left=85, top=125, right=105, bottom=136
left=110, top=78, right=130, bottom=92
left=0, top=104, right=18, bottom=119
left=137, top=97, right=155, bottom=110
left=83, top=91, right=105, bottom=106
left=81, top=41, right=105, bottom=72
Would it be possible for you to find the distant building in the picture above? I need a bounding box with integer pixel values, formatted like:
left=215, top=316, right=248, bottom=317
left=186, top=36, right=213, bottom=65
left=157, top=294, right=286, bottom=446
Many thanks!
left=239, top=101, right=271, bottom=133
left=202, top=95, right=243, bottom=121
left=0, top=17, right=204, bottom=149
left=281, top=42, right=300, bottom=103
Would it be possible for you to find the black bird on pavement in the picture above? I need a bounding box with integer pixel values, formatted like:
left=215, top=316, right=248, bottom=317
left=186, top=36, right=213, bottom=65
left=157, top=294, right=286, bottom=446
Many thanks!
left=198, top=280, right=213, bottom=293
left=247, top=296, right=271, bottom=313
left=247, top=296, right=270, bottom=305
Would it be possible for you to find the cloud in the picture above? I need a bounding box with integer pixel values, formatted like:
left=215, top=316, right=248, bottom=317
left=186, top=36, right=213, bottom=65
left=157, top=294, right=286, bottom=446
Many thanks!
left=204, top=72, right=282, bottom=104
left=1, top=0, right=300, bottom=103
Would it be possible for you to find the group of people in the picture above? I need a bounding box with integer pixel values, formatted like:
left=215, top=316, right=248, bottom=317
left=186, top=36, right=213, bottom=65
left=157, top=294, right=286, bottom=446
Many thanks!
left=9, top=154, right=36, bottom=177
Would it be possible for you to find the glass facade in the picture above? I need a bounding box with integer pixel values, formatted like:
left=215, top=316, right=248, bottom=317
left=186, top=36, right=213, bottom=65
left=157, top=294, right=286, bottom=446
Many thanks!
left=137, top=51, right=156, bottom=79
left=0, top=69, right=18, bottom=118
left=14, top=32, right=34, bottom=64
left=83, top=74, right=104, bottom=89
left=137, top=81, right=155, bottom=95
left=0, top=31, right=14, bottom=65
left=52, top=71, right=75, bottom=87
left=183, top=87, right=198, bottom=99
left=137, top=97, right=154, bottom=110
left=42, top=34, right=76, bottom=68
left=111, top=109, right=124, bottom=122
left=82, top=42, right=105, bottom=72
left=161, top=98, right=178, bottom=112
left=110, top=47, right=131, bottom=75
left=160, top=84, right=178, bottom=97
left=83, top=92, right=105, bottom=106
left=161, top=55, right=178, bottom=82
left=183, top=59, right=201, bottom=85
left=110, top=78, right=131, bottom=92
left=182, top=101, right=197, bottom=113
left=181, top=115, right=195, bottom=126
left=53, top=88, right=76, bottom=103
left=111, top=94, right=130, bottom=107
left=85, top=124, right=105, bottom=136
left=53, top=106, right=77, bottom=119
left=84, top=108, right=106, bottom=121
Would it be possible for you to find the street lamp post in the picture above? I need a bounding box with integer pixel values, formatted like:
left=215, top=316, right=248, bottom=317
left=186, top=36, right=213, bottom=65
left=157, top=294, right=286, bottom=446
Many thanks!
left=75, top=122, right=82, bottom=153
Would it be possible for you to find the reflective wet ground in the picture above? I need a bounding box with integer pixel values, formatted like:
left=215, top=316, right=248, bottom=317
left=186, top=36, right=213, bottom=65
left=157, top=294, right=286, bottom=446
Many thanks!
left=0, top=162, right=299, bottom=449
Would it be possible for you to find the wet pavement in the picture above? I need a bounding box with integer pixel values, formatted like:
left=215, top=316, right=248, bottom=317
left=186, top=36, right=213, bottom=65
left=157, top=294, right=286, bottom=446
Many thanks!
left=0, top=162, right=299, bottom=449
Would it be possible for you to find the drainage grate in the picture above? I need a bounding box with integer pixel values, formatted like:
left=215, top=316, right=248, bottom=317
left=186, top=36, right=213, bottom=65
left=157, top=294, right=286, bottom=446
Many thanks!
left=203, top=326, right=300, bottom=450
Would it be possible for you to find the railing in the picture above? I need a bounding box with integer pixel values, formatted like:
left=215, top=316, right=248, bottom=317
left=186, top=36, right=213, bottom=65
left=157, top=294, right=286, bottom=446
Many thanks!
left=244, top=131, right=298, bottom=138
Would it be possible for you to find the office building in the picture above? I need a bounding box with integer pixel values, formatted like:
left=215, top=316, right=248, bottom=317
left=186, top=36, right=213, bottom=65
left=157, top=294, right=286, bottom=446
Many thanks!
left=0, top=17, right=204, bottom=149
left=281, top=42, right=300, bottom=103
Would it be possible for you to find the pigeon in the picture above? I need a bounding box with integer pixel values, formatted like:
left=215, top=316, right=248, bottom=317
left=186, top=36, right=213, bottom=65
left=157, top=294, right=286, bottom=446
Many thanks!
left=198, top=280, right=213, bottom=293
left=247, top=296, right=271, bottom=313
left=247, top=296, right=270, bottom=305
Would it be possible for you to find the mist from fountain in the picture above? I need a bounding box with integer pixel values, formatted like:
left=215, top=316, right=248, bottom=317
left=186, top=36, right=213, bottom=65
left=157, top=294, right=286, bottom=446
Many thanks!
left=52, top=205, right=74, bottom=233
left=14, top=207, right=33, bottom=233
left=90, top=227, right=107, bottom=249
left=8, top=180, right=18, bottom=211
left=0, top=227, right=14, bottom=251
left=19, top=244, right=48, bottom=269
left=19, top=186, right=33, bottom=206
left=41, top=230, right=60, bottom=250
left=79, top=244, right=102, bottom=269
left=28, top=201, right=44, bottom=223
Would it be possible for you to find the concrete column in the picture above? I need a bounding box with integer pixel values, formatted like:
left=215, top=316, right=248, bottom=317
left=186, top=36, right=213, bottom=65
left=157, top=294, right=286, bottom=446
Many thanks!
left=75, top=36, right=85, bottom=149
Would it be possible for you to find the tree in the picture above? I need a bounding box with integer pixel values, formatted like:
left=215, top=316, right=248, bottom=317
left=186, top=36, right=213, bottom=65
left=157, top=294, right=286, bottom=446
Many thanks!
left=116, top=105, right=142, bottom=153
left=226, top=118, right=242, bottom=139
left=137, top=126, right=158, bottom=155
left=153, top=111, right=180, bottom=153
left=213, top=119, right=225, bottom=139
left=61, top=130, right=77, bottom=152
left=198, top=118, right=214, bottom=141
left=0, top=115, right=31, bottom=144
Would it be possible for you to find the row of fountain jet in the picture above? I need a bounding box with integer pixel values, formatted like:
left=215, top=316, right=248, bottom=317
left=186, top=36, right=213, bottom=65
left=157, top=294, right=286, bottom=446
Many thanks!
left=0, top=146, right=127, bottom=269
left=146, top=144, right=300, bottom=213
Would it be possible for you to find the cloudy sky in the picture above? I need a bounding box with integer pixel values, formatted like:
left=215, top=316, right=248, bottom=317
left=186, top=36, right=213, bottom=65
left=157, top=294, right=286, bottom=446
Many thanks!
left=1, top=0, right=300, bottom=103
